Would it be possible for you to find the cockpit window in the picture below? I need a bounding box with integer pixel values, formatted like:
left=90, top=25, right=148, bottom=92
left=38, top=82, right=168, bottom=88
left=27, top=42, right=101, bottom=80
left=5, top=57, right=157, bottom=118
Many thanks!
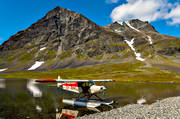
left=89, top=81, right=95, bottom=86
left=78, top=81, right=95, bottom=87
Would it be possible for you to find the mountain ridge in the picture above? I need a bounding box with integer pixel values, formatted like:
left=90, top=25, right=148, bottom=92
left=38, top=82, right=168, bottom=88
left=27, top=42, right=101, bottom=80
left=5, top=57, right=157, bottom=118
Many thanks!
left=0, top=6, right=179, bottom=76
left=0, top=7, right=102, bottom=51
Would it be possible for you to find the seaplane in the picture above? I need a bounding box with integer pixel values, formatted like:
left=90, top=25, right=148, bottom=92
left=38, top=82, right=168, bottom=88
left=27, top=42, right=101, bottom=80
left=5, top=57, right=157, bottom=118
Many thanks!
left=35, top=76, right=115, bottom=108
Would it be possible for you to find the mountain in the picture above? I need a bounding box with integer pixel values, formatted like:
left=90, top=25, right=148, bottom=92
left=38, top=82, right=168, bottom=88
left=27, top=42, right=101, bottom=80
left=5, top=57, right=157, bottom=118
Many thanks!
left=104, top=19, right=158, bottom=33
left=0, top=6, right=179, bottom=81
left=104, top=19, right=180, bottom=56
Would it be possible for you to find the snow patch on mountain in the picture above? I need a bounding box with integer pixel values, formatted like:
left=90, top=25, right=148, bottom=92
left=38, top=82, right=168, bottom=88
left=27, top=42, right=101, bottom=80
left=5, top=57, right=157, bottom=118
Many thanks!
left=147, top=36, right=153, bottom=44
left=125, top=38, right=145, bottom=61
left=28, top=61, right=44, bottom=70
left=40, top=47, right=46, bottom=51
left=0, top=68, right=7, bottom=72
left=118, top=22, right=123, bottom=25
left=114, top=29, right=121, bottom=32
left=135, top=53, right=145, bottom=61
left=125, top=21, right=140, bottom=32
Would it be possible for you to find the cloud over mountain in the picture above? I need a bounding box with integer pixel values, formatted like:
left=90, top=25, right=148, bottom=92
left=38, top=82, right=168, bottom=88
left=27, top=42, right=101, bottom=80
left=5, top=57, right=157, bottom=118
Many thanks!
left=110, top=0, right=180, bottom=25
left=165, top=3, right=180, bottom=25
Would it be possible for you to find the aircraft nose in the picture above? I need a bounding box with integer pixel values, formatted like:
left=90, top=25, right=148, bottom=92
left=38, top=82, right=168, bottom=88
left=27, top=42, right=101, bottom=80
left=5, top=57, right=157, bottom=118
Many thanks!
left=101, top=86, right=106, bottom=91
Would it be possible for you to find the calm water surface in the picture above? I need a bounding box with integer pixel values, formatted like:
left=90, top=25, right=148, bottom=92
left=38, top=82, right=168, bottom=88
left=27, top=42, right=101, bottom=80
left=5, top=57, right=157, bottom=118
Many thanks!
left=0, top=78, right=180, bottom=119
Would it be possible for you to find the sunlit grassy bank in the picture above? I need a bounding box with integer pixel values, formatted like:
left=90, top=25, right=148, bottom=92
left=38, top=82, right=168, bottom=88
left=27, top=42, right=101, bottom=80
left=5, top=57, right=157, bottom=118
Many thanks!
left=0, top=62, right=180, bottom=83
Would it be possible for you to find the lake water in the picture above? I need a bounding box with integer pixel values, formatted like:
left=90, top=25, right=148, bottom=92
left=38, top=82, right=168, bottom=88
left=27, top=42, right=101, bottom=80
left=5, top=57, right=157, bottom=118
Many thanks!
left=0, top=79, right=180, bottom=119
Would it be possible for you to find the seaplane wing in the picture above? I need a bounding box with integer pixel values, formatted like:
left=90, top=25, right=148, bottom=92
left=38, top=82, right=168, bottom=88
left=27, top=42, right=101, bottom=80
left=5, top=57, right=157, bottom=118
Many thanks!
left=34, top=76, right=115, bottom=108
left=35, top=79, right=115, bottom=83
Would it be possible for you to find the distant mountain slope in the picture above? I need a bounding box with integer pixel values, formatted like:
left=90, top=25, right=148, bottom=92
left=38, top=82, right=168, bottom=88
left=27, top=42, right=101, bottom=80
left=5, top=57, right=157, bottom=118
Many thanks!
left=0, top=6, right=179, bottom=73
left=104, top=19, right=158, bottom=33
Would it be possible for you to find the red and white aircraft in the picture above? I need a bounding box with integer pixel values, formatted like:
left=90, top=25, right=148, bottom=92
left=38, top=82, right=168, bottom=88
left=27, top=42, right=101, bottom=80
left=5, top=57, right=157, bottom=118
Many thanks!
left=36, top=76, right=115, bottom=108
left=36, top=76, right=114, bottom=99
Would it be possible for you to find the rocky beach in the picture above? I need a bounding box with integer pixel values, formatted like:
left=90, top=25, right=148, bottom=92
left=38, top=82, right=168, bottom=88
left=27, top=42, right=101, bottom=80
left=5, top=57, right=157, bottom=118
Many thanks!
left=78, top=96, right=180, bottom=119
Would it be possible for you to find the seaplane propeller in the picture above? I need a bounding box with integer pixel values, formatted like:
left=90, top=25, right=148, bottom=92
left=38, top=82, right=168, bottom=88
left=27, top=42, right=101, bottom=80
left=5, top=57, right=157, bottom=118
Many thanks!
left=102, top=89, right=105, bottom=100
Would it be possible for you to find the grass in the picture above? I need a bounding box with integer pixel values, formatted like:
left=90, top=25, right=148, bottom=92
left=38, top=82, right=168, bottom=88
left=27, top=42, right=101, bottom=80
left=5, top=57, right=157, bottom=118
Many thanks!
left=58, top=49, right=72, bottom=59
left=19, top=49, right=37, bottom=63
left=0, top=62, right=179, bottom=83
left=95, top=54, right=104, bottom=60
left=76, top=53, right=88, bottom=59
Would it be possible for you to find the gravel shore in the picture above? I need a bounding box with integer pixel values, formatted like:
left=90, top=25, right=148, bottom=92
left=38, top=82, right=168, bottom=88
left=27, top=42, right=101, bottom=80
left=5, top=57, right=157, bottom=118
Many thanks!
left=78, top=97, right=180, bottom=119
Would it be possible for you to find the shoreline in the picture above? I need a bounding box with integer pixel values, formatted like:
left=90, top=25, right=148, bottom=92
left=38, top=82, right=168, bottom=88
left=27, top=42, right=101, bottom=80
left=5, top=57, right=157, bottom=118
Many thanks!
left=1, top=77, right=180, bottom=84
left=78, top=96, right=180, bottom=119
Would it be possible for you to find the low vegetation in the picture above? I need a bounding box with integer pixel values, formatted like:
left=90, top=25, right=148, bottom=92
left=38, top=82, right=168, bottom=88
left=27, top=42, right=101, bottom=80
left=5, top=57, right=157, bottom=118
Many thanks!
left=0, top=62, right=179, bottom=83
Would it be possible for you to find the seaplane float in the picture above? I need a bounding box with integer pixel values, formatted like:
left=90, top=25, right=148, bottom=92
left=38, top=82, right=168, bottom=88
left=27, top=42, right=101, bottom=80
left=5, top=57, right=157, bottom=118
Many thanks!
left=35, top=76, right=115, bottom=109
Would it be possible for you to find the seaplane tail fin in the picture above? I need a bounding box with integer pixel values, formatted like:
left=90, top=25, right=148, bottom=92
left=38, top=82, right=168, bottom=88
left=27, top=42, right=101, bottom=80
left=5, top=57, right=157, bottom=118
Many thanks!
left=57, top=75, right=62, bottom=87
left=57, top=75, right=61, bottom=80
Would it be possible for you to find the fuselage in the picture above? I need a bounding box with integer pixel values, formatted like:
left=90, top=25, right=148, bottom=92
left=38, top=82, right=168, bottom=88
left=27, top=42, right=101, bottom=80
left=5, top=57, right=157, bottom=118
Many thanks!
left=57, top=82, right=106, bottom=94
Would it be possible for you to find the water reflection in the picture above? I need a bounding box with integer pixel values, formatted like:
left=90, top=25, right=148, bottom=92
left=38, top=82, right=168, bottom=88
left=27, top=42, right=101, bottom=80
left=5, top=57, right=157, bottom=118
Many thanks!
left=0, top=79, right=180, bottom=119
left=36, top=105, right=42, bottom=112
left=0, top=79, right=5, bottom=89
left=27, top=79, right=42, bottom=97
left=56, top=109, right=78, bottom=119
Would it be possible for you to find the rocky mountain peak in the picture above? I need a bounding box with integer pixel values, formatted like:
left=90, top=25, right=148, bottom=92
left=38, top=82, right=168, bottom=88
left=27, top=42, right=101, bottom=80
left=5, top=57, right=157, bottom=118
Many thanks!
left=45, top=6, right=70, bottom=18
left=103, top=19, right=157, bottom=33
left=103, top=21, right=123, bottom=32
left=128, top=19, right=157, bottom=32
left=0, top=6, right=101, bottom=52
left=44, top=6, right=81, bottom=20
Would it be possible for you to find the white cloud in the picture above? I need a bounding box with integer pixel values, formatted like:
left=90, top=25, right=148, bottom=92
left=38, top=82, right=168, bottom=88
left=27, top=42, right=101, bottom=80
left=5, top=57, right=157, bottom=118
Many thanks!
left=111, top=0, right=168, bottom=22
left=106, top=0, right=119, bottom=4
left=165, top=4, right=180, bottom=25
left=110, top=0, right=180, bottom=25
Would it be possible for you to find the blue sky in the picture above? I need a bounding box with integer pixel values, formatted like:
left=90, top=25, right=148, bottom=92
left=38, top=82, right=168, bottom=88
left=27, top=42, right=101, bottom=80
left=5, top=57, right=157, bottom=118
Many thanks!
left=0, top=0, right=180, bottom=45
